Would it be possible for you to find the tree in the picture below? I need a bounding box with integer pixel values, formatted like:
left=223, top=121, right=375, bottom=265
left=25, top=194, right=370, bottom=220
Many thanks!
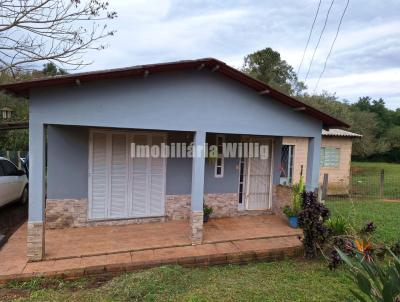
left=299, top=92, right=386, bottom=158
left=0, top=0, right=117, bottom=77
left=352, top=96, right=372, bottom=111
left=41, top=62, right=67, bottom=76
left=242, top=47, right=306, bottom=95
left=384, top=126, right=400, bottom=149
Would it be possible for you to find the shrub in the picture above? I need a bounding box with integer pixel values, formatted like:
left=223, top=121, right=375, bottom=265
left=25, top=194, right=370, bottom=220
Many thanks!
left=325, top=216, right=350, bottom=236
left=337, top=248, right=400, bottom=302
left=203, top=204, right=213, bottom=216
left=298, top=191, right=330, bottom=258
left=283, top=176, right=305, bottom=217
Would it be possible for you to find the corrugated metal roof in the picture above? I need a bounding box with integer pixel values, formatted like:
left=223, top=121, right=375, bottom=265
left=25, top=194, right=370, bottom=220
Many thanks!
left=0, top=58, right=349, bottom=128
left=322, top=128, right=362, bottom=138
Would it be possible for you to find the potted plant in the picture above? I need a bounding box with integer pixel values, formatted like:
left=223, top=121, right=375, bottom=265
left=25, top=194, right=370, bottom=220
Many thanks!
left=283, top=176, right=305, bottom=228
left=203, top=204, right=213, bottom=222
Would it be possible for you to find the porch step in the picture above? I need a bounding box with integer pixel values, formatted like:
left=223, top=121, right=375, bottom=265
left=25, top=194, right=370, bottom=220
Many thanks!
left=0, top=236, right=303, bottom=283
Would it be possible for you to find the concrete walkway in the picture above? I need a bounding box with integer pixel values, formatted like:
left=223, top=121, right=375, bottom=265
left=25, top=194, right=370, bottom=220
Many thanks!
left=0, top=215, right=303, bottom=283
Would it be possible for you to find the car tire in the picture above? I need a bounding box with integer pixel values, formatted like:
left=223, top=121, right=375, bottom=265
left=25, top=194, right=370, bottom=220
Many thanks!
left=20, top=186, right=28, bottom=204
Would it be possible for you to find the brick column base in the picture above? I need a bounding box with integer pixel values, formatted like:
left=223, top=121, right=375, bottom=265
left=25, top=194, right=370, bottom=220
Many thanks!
left=27, top=221, right=45, bottom=262
left=190, top=211, right=203, bottom=245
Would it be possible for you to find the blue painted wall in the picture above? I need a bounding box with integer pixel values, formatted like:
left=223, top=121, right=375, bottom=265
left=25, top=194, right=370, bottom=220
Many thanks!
left=47, top=125, right=89, bottom=199
left=30, top=71, right=321, bottom=136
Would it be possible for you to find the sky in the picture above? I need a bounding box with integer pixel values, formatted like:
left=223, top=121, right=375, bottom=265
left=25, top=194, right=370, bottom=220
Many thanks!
left=81, top=0, right=400, bottom=110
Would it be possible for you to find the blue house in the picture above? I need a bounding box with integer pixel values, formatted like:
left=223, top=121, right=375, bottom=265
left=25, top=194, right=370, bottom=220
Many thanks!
left=0, top=58, right=347, bottom=261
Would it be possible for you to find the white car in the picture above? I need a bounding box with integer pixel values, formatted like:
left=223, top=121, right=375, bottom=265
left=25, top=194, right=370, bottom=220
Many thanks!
left=0, top=157, right=28, bottom=207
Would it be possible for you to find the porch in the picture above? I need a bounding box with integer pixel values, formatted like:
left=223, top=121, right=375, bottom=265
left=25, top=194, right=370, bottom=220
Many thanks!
left=0, top=215, right=302, bottom=281
left=26, top=124, right=321, bottom=261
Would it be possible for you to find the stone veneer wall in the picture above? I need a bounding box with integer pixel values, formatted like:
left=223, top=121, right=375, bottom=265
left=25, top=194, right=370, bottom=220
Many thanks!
left=27, top=221, right=45, bottom=261
left=165, top=195, right=191, bottom=220
left=46, top=199, right=87, bottom=229
left=272, top=185, right=293, bottom=217
left=46, top=199, right=166, bottom=229
left=46, top=192, right=276, bottom=229
left=190, top=211, right=203, bottom=244
left=204, top=193, right=272, bottom=217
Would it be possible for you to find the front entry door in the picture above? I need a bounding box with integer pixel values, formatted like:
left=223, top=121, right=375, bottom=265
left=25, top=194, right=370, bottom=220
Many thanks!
left=244, top=139, right=272, bottom=210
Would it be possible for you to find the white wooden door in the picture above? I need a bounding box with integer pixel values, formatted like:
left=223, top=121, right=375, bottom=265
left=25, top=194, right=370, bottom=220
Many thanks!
left=245, top=140, right=272, bottom=210
left=130, top=133, right=149, bottom=217
left=109, top=133, right=129, bottom=218
left=89, top=132, right=108, bottom=219
left=129, top=133, right=166, bottom=217
left=89, top=130, right=166, bottom=220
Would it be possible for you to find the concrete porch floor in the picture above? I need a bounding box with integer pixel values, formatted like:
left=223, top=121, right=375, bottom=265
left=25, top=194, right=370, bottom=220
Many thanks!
left=0, top=215, right=303, bottom=283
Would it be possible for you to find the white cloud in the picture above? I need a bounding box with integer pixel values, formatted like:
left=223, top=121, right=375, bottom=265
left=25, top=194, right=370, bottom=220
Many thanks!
left=79, top=0, right=400, bottom=109
left=308, top=69, right=400, bottom=104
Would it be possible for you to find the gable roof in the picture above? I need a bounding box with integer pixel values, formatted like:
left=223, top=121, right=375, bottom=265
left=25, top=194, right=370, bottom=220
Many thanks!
left=322, top=128, right=362, bottom=138
left=0, top=58, right=348, bottom=128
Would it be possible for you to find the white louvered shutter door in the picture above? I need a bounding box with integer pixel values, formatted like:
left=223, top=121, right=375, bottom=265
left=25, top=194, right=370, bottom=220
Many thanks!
left=149, top=135, right=165, bottom=216
left=90, top=132, right=108, bottom=219
left=109, top=133, right=128, bottom=218
left=130, top=134, right=148, bottom=217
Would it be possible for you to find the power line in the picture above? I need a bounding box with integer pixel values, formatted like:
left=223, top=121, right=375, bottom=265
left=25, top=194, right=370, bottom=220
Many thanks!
left=304, top=0, right=335, bottom=83
left=313, top=0, right=350, bottom=93
left=297, top=0, right=322, bottom=76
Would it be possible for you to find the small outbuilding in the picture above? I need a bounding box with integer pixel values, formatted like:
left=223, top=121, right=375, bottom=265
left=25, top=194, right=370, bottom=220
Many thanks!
left=280, top=129, right=362, bottom=194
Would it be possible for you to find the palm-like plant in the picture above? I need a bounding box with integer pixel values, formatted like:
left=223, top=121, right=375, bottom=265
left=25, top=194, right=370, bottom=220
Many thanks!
left=336, top=248, right=400, bottom=302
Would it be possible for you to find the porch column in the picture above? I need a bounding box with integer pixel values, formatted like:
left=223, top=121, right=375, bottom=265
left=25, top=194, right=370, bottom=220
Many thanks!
left=27, top=123, right=46, bottom=261
left=306, top=135, right=322, bottom=192
left=190, top=131, right=206, bottom=245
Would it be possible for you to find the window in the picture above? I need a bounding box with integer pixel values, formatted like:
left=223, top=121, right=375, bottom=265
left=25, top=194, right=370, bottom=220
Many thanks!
left=1, top=159, right=18, bottom=176
left=214, top=135, right=224, bottom=178
left=320, top=147, right=340, bottom=168
left=0, top=161, right=4, bottom=176
left=280, top=145, right=294, bottom=185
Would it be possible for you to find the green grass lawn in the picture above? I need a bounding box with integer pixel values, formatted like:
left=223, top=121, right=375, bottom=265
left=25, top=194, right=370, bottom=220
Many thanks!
left=326, top=199, right=400, bottom=244
left=2, top=199, right=398, bottom=301
left=351, top=162, right=400, bottom=198
left=1, top=262, right=353, bottom=302
left=352, top=161, right=400, bottom=176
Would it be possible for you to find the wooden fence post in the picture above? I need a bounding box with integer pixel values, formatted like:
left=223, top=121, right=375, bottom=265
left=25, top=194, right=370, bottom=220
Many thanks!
left=380, top=169, right=385, bottom=200
left=322, top=173, right=329, bottom=201
left=17, top=151, right=21, bottom=169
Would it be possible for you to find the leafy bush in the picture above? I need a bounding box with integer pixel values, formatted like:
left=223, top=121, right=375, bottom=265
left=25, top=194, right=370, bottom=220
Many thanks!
left=298, top=191, right=330, bottom=258
left=283, top=176, right=305, bottom=217
left=203, top=204, right=213, bottom=216
left=328, top=220, right=378, bottom=270
left=361, top=221, right=377, bottom=235
left=326, top=216, right=350, bottom=236
left=337, top=248, right=400, bottom=302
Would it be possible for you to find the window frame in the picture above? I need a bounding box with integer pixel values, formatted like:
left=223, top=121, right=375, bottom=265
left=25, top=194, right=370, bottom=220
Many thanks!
left=320, top=146, right=341, bottom=168
left=214, top=135, right=224, bottom=178
left=280, top=144, right=295, bottom=185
